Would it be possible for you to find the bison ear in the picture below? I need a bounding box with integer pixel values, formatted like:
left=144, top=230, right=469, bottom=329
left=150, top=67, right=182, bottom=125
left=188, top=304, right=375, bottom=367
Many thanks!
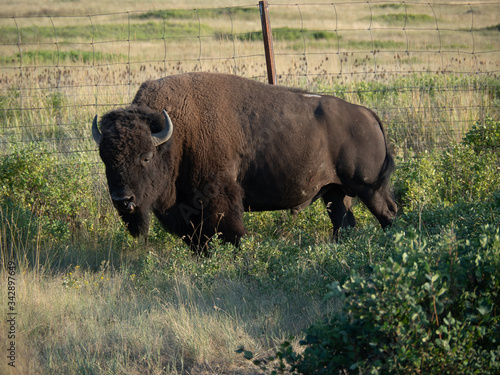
left=92, top=115, right=102, bottom=145
left=151, top=109, right=174, bottom=147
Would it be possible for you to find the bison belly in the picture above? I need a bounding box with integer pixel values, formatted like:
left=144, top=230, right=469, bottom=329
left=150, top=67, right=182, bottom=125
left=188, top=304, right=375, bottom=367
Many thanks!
left=240, top=157, right=336, bottom=212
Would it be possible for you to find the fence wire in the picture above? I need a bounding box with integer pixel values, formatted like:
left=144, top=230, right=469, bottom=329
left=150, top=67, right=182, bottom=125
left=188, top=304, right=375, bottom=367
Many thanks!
left=0, top=1, right=498, bottom=159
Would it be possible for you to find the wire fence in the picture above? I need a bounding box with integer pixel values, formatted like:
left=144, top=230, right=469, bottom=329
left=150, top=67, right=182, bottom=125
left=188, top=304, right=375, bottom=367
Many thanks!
left=0, top=1, right=498, bottom=159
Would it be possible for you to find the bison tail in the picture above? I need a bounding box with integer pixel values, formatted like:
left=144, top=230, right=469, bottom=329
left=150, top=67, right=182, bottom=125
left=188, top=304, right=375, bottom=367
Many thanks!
left=369, top=109, right=395, bottom=191
left=373, top=151, right=395, bottom=191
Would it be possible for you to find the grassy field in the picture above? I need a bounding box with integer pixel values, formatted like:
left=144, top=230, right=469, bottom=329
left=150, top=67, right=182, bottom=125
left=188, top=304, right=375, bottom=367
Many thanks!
left=0, top=0, right=499, bottom=374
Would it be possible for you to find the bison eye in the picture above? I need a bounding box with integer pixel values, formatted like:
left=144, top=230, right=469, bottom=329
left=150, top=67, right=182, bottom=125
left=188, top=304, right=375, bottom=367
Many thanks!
left=141, top=152, right=154, bottom=165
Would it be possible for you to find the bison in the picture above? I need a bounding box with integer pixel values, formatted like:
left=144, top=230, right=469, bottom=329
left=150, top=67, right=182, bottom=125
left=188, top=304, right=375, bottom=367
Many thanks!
left=92, top=72, right=397, bottom=253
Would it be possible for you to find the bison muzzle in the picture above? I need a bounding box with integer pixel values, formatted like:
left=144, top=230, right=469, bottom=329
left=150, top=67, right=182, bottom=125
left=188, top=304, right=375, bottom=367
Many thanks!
left=92, top=72, right=397, bottom=254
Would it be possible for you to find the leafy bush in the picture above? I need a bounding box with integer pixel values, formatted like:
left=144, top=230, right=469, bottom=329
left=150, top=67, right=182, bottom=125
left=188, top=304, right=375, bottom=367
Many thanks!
left=394, top=117, right=500, bottom=211
left=0, top=144, right=101, bottom=242
left=463, top=116, right=500, bottom=153
left=241, top=226, right=500, bottom=374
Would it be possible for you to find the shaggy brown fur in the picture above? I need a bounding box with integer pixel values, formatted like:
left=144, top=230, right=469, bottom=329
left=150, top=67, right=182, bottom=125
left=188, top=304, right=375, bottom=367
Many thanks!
left=94, top=72, right=397, bottom=254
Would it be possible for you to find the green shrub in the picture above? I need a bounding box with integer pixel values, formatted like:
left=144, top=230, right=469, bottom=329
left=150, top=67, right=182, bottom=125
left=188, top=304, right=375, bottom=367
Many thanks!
left=463, top=116, right=500, bottom=153
left=241, top=226, right=500, bottom=374
left=394, top=118, right=500, bottom=211
left=0, top=145, right=101, bottom=243
left=440, top=142, right=499, bottom=203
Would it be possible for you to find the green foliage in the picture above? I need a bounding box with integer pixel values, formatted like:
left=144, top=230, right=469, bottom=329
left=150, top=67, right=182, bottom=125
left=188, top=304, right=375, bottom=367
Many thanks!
left=394, top=119, right=500, bottom=212
left=0, top=50, right=125, bottom=65
left=343, top=39, right=407, bottom=51
left=0, top=24, right=94, bottom=44
left=0, top=144, right=101, bottom=246
left=136, top=7, right=259, bottom=21
left=0, top=21, right=212, bottom=45
left=241, top=226, right=500, bottom=374
left=440, top=143, right=499, bottom=203
left=376, top=4, right=405, bottom=10
left=136, top=9, right=200, bottom=20
left=1, top=145, right=56, bottom=213
left=371, top=13, right=435, bottom=25
left=484, top=24, right=500, bottom=32
left=463, top=116, right=500, bottom=152
left=234, top=27, right=338, bottom=42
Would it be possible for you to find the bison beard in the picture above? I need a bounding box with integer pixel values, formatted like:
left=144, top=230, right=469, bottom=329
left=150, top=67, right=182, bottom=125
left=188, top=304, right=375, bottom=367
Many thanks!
left=92, top=72, right=397, bottom=254
left=120, top=206, right=150, bottom=238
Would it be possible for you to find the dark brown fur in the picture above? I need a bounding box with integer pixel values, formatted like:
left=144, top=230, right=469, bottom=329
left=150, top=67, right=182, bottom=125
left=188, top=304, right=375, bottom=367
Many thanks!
left=95, top=72, right=397, bottom=254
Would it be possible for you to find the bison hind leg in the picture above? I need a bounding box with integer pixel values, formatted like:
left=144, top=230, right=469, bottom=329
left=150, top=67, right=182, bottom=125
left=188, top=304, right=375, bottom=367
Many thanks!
left=322, top=186, right=356, bottom=241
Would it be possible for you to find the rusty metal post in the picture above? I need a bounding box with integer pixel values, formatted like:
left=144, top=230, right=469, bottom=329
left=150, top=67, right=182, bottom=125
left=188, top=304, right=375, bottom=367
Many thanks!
left=259, top=1, right=276, bottom=85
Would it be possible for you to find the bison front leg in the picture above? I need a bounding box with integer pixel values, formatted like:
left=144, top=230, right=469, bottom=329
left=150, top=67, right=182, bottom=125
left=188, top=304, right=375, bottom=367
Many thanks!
left=322, top=186, right=356, bottom=241
left=207, top=184, right=248, bottom=247
left=193, top=180, right=248, bottom=253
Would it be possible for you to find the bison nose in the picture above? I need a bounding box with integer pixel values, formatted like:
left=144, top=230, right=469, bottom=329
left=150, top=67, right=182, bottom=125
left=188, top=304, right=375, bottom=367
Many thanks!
left=111, top=195, right=136, bottom=213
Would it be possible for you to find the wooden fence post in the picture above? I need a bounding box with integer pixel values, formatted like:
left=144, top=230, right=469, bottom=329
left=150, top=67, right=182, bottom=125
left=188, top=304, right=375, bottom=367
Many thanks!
left=259, top=1, right=276, bottom=85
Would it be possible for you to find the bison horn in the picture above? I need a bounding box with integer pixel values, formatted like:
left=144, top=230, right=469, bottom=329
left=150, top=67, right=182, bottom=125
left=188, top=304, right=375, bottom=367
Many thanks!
left=152, top=109, right=174, bottom=147
left=92, top=115, right=102, bottom=145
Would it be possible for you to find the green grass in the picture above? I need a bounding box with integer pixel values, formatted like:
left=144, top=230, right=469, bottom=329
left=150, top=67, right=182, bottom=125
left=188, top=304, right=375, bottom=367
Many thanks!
left=375, top=4, right=406, bottom=10
left=339, top=39, right=407, bottom=50
left=232, top=26, right=338, bottom=42
left=0, top=21, right=213, bottom=45
left=371, top=13, right=436, bottom=25
left=0, top=22, right=337, bottom=47
left=0, top=24, right=94, bottom=44
left=136, top=7, right=260, bottom=21
left=0, top=50, right=125, bottom=65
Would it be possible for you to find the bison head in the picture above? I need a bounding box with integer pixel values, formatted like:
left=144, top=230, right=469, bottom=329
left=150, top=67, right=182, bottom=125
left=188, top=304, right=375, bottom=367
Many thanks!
left=92, top=105, right=173, bottom=237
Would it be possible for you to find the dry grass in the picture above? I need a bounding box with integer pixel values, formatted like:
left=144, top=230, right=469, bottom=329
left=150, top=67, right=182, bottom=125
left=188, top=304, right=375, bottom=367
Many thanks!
left=0, top=263, right=338, bottom=374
